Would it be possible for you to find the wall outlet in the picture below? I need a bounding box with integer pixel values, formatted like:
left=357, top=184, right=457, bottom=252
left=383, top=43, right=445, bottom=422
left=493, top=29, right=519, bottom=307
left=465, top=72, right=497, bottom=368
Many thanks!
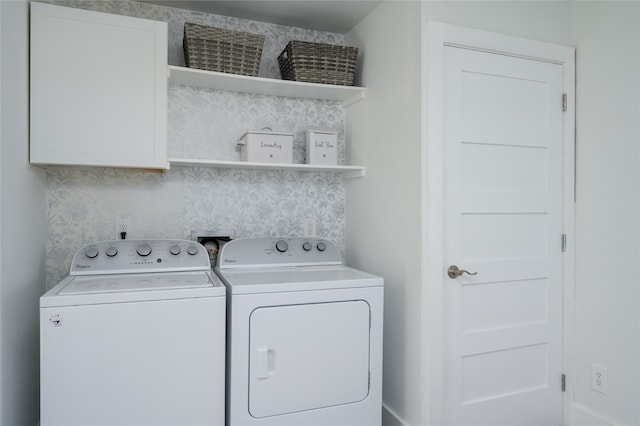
left=591, top=363, right=608, bottom=394
left=115, top=217, right=132, bottom=240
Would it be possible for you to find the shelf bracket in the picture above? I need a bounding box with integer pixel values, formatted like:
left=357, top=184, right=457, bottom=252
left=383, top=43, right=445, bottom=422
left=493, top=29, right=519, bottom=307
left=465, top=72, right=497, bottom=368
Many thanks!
left=343, top=91, right=367, bottom=108
left=342, top=168, right=366, bottom=179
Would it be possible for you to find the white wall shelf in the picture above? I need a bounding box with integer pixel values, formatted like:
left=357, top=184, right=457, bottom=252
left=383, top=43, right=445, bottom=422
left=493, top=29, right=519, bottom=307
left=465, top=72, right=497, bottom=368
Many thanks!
left=167, top=66, right=367, bottom=177
left=169, top=158, right=366, bottom=178
left=168, top=65, right=367, bottom=106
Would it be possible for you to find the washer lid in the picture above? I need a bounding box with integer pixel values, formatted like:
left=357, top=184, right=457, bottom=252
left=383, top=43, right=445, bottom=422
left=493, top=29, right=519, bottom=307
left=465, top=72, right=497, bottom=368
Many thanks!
left=216, top=265, right=383, bottom=294
left=59, top=271, right=214, bottom=295
left=41, top=271, right=225, bottom=307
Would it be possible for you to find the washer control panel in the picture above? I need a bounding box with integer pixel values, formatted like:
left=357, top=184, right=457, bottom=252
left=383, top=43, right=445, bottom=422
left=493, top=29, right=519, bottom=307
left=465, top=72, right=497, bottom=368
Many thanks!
left=217, top=237, right=341, bottom=269
left=70, top=239, right=210, bottom=275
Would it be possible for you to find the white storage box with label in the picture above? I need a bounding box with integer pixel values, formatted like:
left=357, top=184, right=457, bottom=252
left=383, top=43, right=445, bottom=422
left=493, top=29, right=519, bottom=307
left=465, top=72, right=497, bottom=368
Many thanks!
left=238, top=130, right=293, bottom=163
left=305, top=128, right=338, bottom=165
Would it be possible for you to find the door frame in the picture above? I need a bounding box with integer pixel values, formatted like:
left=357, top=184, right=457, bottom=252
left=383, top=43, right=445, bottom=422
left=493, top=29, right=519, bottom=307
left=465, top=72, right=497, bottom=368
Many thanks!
left=422, top=21, right=575, bottom=426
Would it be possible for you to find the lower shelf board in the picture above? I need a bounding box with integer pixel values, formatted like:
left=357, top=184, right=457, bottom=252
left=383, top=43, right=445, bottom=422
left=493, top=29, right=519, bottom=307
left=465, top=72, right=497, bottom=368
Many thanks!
left=168, top=158, right=366, bottom=178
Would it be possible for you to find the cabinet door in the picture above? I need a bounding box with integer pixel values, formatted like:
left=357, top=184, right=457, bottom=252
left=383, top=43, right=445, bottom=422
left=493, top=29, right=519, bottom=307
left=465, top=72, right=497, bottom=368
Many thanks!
left=30, top=2, right=168, bottom=169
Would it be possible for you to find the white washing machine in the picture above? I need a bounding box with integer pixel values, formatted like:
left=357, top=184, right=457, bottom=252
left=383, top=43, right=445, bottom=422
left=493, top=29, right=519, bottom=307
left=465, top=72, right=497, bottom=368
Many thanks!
left=40, top=239, right=226, bottom=426
left=215, top=237, right=383, bottom=426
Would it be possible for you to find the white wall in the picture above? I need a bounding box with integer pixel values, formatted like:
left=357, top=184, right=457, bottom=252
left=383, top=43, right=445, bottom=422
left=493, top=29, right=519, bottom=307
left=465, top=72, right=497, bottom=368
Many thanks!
left=0, top=2, right=3, bottom=420
left=0, top=1, right=48, bottom=424
left=345, top=2, right=423, bottom=425
left=572, top=3, right=640, bottom=425
left=346, top=1, right=575, bottom=425
left=424, top=1, right=573, bottom=47
left=0, top=1, right=636, bottom=425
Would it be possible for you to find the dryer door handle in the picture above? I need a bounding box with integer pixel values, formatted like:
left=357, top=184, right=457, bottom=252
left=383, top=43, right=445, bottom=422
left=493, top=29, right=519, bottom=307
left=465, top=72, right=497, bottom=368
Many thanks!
left=255, top=347, right=276, bottom=379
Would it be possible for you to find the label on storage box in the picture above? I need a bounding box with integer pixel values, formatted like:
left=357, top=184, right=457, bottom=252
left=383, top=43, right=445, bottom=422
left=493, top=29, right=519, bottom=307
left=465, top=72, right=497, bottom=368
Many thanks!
left=238, top=131, right=293, bottom=163
left=305, top=129, right=338, bottom=165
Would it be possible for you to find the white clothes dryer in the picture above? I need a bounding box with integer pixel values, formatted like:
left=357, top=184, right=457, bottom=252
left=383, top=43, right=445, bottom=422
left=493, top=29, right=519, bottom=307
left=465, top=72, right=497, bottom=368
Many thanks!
left=40, top=239, right=226, bottom=426
left=215, top=237, right=383, bottom=426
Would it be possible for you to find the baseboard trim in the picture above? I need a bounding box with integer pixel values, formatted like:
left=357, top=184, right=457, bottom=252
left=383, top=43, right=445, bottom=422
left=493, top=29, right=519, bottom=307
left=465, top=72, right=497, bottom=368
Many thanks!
left=573, top=403, right=616, bottom=426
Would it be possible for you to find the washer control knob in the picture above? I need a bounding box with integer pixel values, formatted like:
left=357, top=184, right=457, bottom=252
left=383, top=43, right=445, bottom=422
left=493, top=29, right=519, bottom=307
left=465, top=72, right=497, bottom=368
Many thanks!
left=187, top=245, right=198, bottom=256
left=136, top=243, right=152, bottom=257
left=276, top=240, right=289, bottom=253
left=302, top=242, right=312, bottom=251
left=105, top=246, right=118, bottom=257
left=169, top=244, right=181, bottom=255
left=85, top=247, right=99, bottom=259
left=317, top=241, right=326, bottom=252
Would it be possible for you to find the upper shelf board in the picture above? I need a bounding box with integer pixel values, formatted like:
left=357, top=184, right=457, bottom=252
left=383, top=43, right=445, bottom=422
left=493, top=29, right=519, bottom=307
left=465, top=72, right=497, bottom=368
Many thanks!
left=168, top=65, right=367, bottom=106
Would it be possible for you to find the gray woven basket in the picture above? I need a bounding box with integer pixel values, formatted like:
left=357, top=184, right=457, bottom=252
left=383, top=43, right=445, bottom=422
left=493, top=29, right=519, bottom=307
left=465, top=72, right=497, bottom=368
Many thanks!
left=278, top=41, right=358, bottom=86
left=183, top=23, right=265, bottom=77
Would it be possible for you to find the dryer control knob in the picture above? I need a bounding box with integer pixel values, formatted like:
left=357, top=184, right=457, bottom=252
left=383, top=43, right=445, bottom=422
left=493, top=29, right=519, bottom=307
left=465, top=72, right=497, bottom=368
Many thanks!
left=169, top=244, right=181, bottom=255
left=317, top=241, right=326, bottom=252
left=187, top=245, right=199, bottom=255
left=302, top=242, right=312, bottom=251
left=85, top=247, right=99, bottom=259
left=136, top=243, right=152, bottom=257
left=276, top=240, right=289, bottom=253
left=105, top=246, right=118, bottom=257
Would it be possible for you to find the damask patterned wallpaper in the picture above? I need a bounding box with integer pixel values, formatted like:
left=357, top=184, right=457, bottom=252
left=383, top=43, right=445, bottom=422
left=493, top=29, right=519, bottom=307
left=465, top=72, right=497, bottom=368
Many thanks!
left=168, top=87, right=346, bottom=164
left=45, top=0, right=349, bottom=288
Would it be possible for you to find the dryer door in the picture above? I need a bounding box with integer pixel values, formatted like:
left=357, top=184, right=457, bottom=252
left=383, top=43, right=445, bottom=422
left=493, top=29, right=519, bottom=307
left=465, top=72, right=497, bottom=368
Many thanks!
left=249, top=300, right=370, bottom=418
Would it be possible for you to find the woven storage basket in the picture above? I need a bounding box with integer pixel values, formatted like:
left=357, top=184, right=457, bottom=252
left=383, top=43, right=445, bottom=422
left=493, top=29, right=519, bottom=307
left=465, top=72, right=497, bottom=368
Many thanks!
left=183, top=23, right=265, bottom=76
left=278, top=41, right=359, bottom=86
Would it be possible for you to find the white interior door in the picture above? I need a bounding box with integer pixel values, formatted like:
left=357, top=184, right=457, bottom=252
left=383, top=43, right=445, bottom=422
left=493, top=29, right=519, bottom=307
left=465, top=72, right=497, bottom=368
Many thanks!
left=443, top=45, right=564, bottom=425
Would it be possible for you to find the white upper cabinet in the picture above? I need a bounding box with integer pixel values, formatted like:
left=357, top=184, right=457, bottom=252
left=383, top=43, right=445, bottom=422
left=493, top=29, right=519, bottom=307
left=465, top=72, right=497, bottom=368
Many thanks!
left=30, top=2, right=168, bottom=169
